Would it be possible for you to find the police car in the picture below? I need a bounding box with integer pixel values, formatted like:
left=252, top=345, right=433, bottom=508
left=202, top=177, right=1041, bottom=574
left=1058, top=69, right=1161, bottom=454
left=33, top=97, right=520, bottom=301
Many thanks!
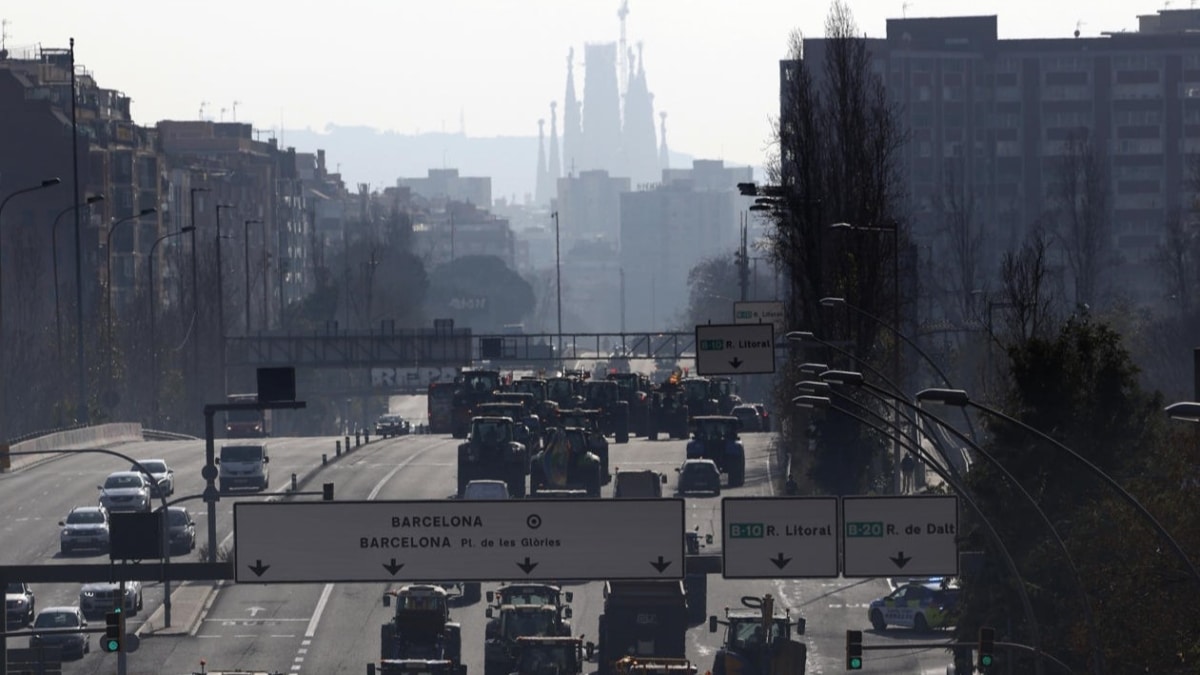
left=867, top=578, right=959, bottom=632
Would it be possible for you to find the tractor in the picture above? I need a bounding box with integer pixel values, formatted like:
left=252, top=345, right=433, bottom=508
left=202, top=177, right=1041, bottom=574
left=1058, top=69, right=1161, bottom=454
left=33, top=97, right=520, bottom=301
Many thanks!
left=686, top=416, right=746, bottom=487
left=484, top=598, right=574, bottom=675
left=606, top=372, right=655, bottom=437
left=708, top=594, right=807, bottom=675
left=529, top=427, right=603, bottom=497
left=552, top=409, right=611, bottom=484
left=450, top=369, right=502, bottom=439
left=581, top=379, right=631, bottom=444
left=378, top=585, right=463, bottom=670
left=457, top=416, right=528, bottom=499
left=707, top=376, right=743, bottom=415
left=508, top=636, right=591, bottom=675
left=649, top=373, right=690, bottom=441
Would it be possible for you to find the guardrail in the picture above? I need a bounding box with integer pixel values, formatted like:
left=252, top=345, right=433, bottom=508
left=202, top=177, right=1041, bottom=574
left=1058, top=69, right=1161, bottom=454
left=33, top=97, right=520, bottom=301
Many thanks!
left=1, top=423, right=144, bottom=473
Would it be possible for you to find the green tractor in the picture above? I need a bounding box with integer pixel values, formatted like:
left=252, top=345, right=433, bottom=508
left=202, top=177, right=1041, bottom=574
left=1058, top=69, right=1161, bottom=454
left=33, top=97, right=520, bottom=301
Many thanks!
left=529, top=427, right=603, bottom=497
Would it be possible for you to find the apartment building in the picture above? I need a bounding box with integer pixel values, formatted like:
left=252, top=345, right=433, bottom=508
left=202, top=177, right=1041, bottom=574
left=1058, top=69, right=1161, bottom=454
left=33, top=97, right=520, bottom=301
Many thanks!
left=792, top=9, right=1200, bottom=310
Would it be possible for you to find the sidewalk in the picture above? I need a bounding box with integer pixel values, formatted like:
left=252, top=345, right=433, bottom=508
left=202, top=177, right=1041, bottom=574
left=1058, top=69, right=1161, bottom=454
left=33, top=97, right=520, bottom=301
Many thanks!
left=135, top=581, right=223, bottom=637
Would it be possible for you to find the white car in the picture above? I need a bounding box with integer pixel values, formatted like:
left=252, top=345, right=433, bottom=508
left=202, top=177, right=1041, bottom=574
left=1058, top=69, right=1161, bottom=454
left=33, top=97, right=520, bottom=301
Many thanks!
left=58, top=506, right=110, bottom=555
left=463, top=479, right=511, bottom=500
left=79, top=581, right=143, bottom=617
left=97, top=471, right=152, bottom=512
left=131, top=458, right=174, bottom=497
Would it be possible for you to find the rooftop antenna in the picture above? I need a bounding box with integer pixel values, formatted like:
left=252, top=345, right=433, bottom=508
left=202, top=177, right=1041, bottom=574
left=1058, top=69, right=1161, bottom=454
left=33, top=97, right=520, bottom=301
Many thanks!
left=199, top=101, right=209, bottom=120
left=219, top=107, right=227, bottom=122
left=1074, top=19, right=1085, bottom=37
left=1, top=19, right=11, bottom=54
left=232, top=100, right=241, bottom=122
left=902, top=2, right=912, bottom=18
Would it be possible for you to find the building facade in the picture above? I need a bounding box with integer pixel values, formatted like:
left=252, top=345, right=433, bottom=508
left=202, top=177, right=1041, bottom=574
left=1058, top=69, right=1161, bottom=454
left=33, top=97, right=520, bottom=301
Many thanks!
left=793, top=9, right=1200, bottom=313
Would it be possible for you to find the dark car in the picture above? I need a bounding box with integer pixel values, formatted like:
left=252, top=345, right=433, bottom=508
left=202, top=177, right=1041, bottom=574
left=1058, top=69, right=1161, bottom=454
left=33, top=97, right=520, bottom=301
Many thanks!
left=677, top=459, right=722, bottom=495
left=375, top=414, right=411, bottom=438
left=166, top=507, right=197, bottom=555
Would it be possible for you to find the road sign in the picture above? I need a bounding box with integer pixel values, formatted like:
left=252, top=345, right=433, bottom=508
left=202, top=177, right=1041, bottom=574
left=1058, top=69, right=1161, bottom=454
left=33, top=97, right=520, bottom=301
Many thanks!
left=694, top=323, right=775, bottom=375
left=233, top=499, right=685, bottom=583
left=841, top=495, right=959, bottom=578
left=721, top=497, right=838, bottom=578
left=734, top=301, right=785, bottom=334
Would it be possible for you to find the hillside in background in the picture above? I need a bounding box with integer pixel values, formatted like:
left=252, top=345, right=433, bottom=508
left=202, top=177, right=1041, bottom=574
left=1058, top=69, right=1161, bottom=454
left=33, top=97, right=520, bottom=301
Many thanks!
left=277, top=124, right=712, bottom=202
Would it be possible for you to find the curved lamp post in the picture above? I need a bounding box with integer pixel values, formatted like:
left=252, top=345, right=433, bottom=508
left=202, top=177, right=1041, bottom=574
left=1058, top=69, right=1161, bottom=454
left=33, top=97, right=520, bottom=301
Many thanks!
left=821, top=370, right=1103, bottom=673
left=105, top=207, right=156, bottom=342
left=52, top=195, right=104, bottom=361
left=794, top=393, right=1057, bottom=675
left=148, top=226, right=195, bottom=426
left=819, top=296, right=978, bottom=444
left=921, top=387, right=1200, bottom=590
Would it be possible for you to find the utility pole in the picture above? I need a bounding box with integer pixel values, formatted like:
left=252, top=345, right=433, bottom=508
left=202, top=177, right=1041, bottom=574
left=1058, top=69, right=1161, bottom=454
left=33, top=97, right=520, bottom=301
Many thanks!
left=619, top=267, right=626, bottom=334
left=552, top=211, right=563, bottom=360
left=738, top=215, right=749, bottom=302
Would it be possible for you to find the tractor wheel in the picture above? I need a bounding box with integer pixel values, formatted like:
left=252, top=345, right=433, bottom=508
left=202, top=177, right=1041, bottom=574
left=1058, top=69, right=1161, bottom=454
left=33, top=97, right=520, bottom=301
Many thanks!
left=587, top=465, right=602, bottom=497
left=456, top=462, right=470, bottom=498
left=729, top=461, right=745, bottom=488
left=508, top=470, right=527, bottom=498
left=615, top=402, right=630, bottom=444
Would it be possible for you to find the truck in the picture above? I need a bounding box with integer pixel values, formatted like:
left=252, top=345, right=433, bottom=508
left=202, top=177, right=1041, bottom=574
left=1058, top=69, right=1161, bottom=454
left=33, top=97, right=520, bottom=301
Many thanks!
left=708, top=594, right=807, bottom=675
left=613, top=469, right=667, bottom=499
left=428, top=382, right=456, bottom=434
left=686, top=416, right=746, bottom=487
left=529, top=427, right=603, bottom=497
left=451, top=369, right=503, bottom=438
left=378, top=585, right=464, bottom=670
left=457, top=417, right=528, bottom=499
left=225, top=393, right=270, bottom=438
left=582, top=379, right=631, bottom=444
left=596, top=581, right=689, bottom=675
left=368, top=660, right=465, bottom=675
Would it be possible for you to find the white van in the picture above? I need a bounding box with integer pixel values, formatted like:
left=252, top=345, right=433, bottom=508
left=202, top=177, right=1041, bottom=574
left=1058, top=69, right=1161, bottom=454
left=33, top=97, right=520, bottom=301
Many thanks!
left=217, top=443, right=270, bottom=492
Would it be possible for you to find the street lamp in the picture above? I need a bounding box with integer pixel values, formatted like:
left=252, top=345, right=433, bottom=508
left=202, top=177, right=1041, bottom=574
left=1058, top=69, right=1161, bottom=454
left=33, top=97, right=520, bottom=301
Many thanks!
left=820, top=295, right=977, bottom=445
left=0, top=177, right=62, bottom=438
left=551, top=211, right=563, bottom=360
left=215, top=203, right=236, bottom=396
left=106, top=208, right=156, bottom=342
left=243, top=219, right=262, bottom=334
left=53, top=195, right=103, bottom=361
left=148, top=226, right=195, bottom=426
left=920, top=387, right=1200, bottom=589
left=821, top=370, right=1103, bottom=672
left=188, top=187, right=211, bottom=388
left=793, top=392, right=1050, bottom=673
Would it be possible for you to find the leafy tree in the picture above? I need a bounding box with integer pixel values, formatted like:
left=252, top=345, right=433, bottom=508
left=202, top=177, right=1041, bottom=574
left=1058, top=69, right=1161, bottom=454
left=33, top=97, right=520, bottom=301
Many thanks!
left=425, top=255, right=534, bottom=332
left=955, top=313, right=1190, bottom=672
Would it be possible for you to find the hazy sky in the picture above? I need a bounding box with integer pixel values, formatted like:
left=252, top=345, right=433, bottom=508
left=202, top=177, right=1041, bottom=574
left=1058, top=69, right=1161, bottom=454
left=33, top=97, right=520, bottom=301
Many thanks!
left=4, top=1, right=1160, bottom=171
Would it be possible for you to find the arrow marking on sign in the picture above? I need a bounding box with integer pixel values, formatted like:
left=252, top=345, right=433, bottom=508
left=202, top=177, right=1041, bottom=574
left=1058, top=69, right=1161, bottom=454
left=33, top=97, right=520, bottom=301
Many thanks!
left=650, top=556, right=672, bottom=573
left=729, top=357, right=744, bottom=369
left=247, top=560, right=270, bottom=577
left=517, top=557, right=539, bottom=575
left=383, top=558, right=405, bottom=576
left=247, top=606, right=265, bottom=617
left=770, top=553, right=792, bottom=570
left=890, top=551, right=912, bottom=569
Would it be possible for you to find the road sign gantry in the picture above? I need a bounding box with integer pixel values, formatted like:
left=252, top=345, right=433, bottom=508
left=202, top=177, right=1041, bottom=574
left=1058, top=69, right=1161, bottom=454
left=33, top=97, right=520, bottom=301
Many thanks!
left=233, top=499, right=685, bottom=584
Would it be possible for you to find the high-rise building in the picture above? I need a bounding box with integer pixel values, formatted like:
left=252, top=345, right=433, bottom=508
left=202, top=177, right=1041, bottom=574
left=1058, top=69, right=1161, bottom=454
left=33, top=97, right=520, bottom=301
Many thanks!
left=790, top=9, right=1200, bottom=310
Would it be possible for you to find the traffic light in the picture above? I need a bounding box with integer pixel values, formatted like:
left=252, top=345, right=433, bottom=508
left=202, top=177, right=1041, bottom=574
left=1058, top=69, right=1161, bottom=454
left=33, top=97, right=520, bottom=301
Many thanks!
left=323, top=482, right=334, bottom=501
left=845, top=629, right=863, bottom=670
left=101, top=608, right=124, bottom=653
left=978, top=626, right=996, bottom=668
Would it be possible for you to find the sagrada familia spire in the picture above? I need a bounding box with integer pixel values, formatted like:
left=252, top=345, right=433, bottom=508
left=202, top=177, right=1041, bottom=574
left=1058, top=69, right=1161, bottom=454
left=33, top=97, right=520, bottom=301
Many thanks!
left=534, top=3, right=663, bottom=207
left=535, top=118, right=550, bottom=205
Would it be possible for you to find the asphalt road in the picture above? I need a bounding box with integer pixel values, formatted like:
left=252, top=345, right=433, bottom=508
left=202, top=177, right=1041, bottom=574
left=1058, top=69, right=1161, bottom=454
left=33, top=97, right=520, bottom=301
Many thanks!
left=0, top=396, right=954, bottom=674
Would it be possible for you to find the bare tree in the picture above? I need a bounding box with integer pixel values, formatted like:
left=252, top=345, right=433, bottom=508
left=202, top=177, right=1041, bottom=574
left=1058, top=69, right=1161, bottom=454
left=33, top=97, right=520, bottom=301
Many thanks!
left=938, top=158, right=986, bottom=323
left=998, top=228, right=1057, bottom=343
left=1053, top=130, right=1111, bottom=308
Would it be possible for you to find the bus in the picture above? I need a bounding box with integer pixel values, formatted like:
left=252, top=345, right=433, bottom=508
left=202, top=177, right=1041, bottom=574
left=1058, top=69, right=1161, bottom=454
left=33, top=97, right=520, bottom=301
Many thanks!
left=225, top=393, right=271, bottom=438
left=427, top=382, right=456, bottom=434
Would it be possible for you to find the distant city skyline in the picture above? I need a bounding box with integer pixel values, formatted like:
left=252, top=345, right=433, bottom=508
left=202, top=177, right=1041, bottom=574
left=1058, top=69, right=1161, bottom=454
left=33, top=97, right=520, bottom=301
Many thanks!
left=2, top=1, right=1163, bottom=189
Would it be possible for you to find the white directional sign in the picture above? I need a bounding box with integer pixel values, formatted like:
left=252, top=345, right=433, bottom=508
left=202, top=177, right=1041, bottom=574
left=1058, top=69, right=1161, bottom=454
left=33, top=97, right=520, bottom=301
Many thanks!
left=721, top=497, right=839, bottom=579
left=841, top=496, right=959, bottom=578
left=734, top=301, right=785, bottom=334
left=233, top=499, right=685, bottom=583
left=695, top=323, right=776, bottom=375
